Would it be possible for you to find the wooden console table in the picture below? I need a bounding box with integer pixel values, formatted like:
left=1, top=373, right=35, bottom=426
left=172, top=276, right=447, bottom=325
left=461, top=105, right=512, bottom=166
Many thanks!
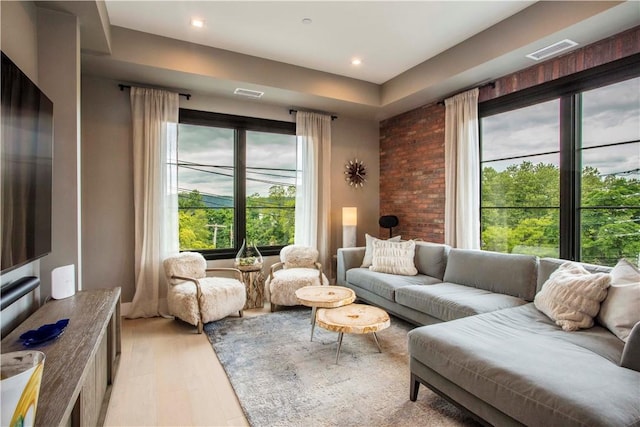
left=1, top=288, right=121, bottom=426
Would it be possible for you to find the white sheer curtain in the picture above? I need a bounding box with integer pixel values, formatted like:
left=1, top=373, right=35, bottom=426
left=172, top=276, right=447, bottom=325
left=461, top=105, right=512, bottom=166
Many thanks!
left=444, top=88, right=481, bottom=249
left=294, top=111, right=332, bottom=270
left=127, top=87, right=179, bottom=318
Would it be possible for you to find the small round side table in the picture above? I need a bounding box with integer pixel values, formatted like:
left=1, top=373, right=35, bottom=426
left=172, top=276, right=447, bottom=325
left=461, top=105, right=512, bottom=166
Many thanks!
left=316, top=303, right=390, bottom=364
left=237, top=265, right=265, bottom=309
left=295, top=285, right=356, bottom=341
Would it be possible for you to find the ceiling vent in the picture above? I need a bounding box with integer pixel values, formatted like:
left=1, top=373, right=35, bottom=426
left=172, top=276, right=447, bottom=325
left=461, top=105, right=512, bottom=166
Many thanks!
left=526, top=39, right=578, bottom=61
left=234, top=88, right=264, bottom=98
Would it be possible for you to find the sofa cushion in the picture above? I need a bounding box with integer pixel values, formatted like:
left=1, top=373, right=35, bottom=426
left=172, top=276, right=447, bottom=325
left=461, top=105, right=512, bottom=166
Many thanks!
left=534, top=261, right=610, bottom=332
left=621, top=322, right=640, bottom=372
left=537, top=257, right=611, bottom=294
left=597, top=258, right=640, bottom=342
left=409, top=304, right=637, bottom=427
left=413, top=242, right=449, bottom=280
left=443, top=249, right=537, bottom=301
left=361, top=234, right=401, bottom=267
left=370, top=239, right=417, bottom=276
left=396, top=283, right=527, bottom=322
left=345, top=268, right=440, bottom=302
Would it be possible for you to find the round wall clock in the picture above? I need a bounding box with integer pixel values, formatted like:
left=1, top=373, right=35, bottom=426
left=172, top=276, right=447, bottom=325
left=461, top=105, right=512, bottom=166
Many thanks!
left=344, top=158, right=366, bottom=188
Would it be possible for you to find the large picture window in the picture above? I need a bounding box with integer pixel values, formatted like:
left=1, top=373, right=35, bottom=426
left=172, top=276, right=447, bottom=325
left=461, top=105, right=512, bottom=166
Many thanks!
left=177, top=110, right=296, bottom=258
left=480, top=71, right=639, bottom=266
left=579, top=78, right=640, bottom=265
left=481, top=99, right=560, bottom=257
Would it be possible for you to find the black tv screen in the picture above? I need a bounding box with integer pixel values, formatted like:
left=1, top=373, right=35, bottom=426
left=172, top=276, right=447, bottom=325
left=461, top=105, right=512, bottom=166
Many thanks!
left=1, top=52, right=53, bottom=274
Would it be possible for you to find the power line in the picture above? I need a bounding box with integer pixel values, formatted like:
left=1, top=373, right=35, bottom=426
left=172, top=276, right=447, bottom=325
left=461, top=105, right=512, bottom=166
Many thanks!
left=178, top=162, right=296, bottom=181
left=599, top=168, right=640, bottom=177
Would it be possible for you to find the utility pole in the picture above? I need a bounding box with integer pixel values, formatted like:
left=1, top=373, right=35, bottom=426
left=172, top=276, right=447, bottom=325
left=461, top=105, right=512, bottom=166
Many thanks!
left=206, top=224, right=226, bottom=248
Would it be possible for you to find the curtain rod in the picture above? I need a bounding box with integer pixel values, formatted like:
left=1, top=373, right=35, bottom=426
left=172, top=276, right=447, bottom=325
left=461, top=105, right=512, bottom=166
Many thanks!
left=289, top=109, right=338, bottom=120
left=437, top=81, right=495, bottom=106
left=118, top=84, right=191, bottom=100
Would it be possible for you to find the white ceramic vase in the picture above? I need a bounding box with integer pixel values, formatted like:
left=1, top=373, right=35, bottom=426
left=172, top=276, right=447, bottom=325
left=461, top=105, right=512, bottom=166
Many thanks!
left=1, top=350, right=46, bottom=427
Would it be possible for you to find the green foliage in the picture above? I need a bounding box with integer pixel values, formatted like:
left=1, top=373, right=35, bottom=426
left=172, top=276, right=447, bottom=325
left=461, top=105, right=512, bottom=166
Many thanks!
left=482, top=162, right=640, bottom=266
left=246, top=185, right=296, bottom=246
left=580, top=172, right=640, bottom=265
left=178, top=190, right=215, bottom=250
left=178, top=186, right=295, bottom=251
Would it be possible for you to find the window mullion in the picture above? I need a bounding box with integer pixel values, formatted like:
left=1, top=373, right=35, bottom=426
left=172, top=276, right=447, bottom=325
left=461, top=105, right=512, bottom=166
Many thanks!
left=235, top=128, right=247, bottom=250
left=558, top=95, right=580, bottom=260
left=573, top=93, right=583, bottom=262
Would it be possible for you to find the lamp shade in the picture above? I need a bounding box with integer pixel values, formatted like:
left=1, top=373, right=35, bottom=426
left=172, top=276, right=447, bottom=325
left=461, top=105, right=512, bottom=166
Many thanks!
left=342, top=207, right=357, bottom=226
left=342, top=207, right=357, bottom=248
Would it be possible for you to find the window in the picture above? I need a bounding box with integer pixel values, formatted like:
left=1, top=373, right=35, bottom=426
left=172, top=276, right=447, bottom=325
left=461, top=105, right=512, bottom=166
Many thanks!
left=579, top=78, right=640, bottom=265
left=177, top=110, right=296, bottom=258
left=481, top=99, right=561, bottom=257
left=480, top=68, right=640, bottom=266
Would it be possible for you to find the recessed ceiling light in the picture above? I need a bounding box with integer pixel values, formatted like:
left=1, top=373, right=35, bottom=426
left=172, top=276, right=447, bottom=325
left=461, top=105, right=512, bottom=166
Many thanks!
left=191, top=18, right=205, bottom=28
left=302, top=18, right=312, bottom=25
left=351, top=58, right=362, bottom=66
left=526, top=39, right=578, bottom=61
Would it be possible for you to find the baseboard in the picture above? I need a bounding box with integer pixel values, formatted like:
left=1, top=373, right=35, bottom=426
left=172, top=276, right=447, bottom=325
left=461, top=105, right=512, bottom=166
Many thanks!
left=120, top=298, right=168, bottom=318
left=121, top=302, right=131, bottom=317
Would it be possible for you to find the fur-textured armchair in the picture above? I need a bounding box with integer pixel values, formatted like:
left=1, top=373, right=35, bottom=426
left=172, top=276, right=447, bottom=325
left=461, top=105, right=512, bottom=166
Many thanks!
left=266, top=245, right=329, bottom=311
left=163, top=252, right=246, bottom=333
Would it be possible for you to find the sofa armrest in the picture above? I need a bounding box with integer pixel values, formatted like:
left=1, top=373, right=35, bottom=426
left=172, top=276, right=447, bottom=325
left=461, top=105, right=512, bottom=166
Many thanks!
left=621, top=321, right=640, bottom=372
left=336, top=247, right=365, bottom=286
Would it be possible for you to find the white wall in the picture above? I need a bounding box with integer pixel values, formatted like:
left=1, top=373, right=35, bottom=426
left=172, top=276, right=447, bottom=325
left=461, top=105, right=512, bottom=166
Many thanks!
left=37, top=8, right=82, bottom=300
left=0, top=1, right=41, bottom=335
left=81, top=76, right=379, bottom=301
left=81, top=75, right=135, bottom=301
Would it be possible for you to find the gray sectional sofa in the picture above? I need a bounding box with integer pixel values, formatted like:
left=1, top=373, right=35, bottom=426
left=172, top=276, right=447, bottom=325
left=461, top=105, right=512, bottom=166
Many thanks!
left=336, top=243, right=640, bottom=427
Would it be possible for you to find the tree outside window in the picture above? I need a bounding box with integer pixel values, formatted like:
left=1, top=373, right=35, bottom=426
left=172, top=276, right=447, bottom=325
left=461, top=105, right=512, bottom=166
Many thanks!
left=176, top=111, right=296, bottom=257
left=481, top=76, right=639, bottom=266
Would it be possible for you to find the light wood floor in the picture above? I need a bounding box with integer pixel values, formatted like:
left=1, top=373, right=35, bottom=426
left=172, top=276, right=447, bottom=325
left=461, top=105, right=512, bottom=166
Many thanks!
left=104, top=305, right=271, bottom=427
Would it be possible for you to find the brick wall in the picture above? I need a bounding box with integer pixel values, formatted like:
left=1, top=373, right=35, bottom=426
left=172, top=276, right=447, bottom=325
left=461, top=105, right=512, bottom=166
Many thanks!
left=379, top=26, right=639, bottom=242
left=379, top=103, right=446, bottom=242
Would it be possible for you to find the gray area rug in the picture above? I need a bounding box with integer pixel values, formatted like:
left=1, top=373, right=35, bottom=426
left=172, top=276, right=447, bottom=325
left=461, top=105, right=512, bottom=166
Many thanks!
left=205, top=307, right=480, bottom=427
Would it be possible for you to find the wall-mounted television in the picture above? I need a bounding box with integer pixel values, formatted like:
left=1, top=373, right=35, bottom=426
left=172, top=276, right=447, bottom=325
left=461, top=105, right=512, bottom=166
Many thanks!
left=1, top=52, right=53, bottom=274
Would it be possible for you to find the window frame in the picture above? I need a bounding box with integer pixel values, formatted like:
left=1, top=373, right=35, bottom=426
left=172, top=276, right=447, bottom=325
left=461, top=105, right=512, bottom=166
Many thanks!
left=479, top=53, right=640, bottom=262
left=178, top=109, right=296, bottom=260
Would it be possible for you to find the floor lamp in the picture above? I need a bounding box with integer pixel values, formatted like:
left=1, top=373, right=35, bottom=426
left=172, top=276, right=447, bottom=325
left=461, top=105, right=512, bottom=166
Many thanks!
left=342, top=207, right=357, bottom=248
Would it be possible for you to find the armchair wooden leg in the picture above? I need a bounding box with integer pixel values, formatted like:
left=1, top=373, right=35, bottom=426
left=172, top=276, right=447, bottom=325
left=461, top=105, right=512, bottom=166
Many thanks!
left=239, top=310, right=243, bottom=317
left=271, top=303, right=277, bottom=312
left=197, top=322, right=203, bottom=334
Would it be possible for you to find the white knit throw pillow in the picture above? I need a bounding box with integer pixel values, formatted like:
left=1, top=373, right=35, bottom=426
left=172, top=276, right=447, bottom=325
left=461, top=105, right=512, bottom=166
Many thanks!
left=369, top=239, right=417, bottom=276
left=534, top=261, right=611, bottom=331
left=361, top=233, right=401, bottom=268
left=597, top=259, right=640, bottom=342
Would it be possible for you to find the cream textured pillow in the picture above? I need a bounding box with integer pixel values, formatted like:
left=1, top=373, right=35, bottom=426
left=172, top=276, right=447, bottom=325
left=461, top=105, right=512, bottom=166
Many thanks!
left=369, top=239, right=417, bottom=276
left=597, top=259, right=640, bottom=342
left=361, top=233, right=401, bottom=267
left=534, top=261, right=611, bottom=331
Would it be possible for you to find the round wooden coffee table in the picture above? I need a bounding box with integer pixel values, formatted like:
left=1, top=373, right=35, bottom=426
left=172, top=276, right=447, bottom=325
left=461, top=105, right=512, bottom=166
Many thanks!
left=295, top=285, right=356, bottom=341
left=316, top=303, right=390, bottom=364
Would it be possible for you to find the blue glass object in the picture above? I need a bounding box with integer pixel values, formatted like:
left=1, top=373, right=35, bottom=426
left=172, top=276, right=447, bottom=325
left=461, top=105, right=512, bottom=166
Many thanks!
left=19, top=318, right=69, bottom=347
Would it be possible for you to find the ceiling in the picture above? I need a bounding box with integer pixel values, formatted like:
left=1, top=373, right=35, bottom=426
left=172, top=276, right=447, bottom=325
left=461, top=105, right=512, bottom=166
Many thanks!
left=39, top=1, right=640, bottom=120
left=103, top=1, right=535, bottom=85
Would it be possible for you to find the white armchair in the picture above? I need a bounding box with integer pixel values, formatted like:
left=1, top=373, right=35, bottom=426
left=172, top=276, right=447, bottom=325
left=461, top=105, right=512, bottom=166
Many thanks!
left=266, top=245, right=329, bottom=311
left=163, top=252, right=246, bottom=333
